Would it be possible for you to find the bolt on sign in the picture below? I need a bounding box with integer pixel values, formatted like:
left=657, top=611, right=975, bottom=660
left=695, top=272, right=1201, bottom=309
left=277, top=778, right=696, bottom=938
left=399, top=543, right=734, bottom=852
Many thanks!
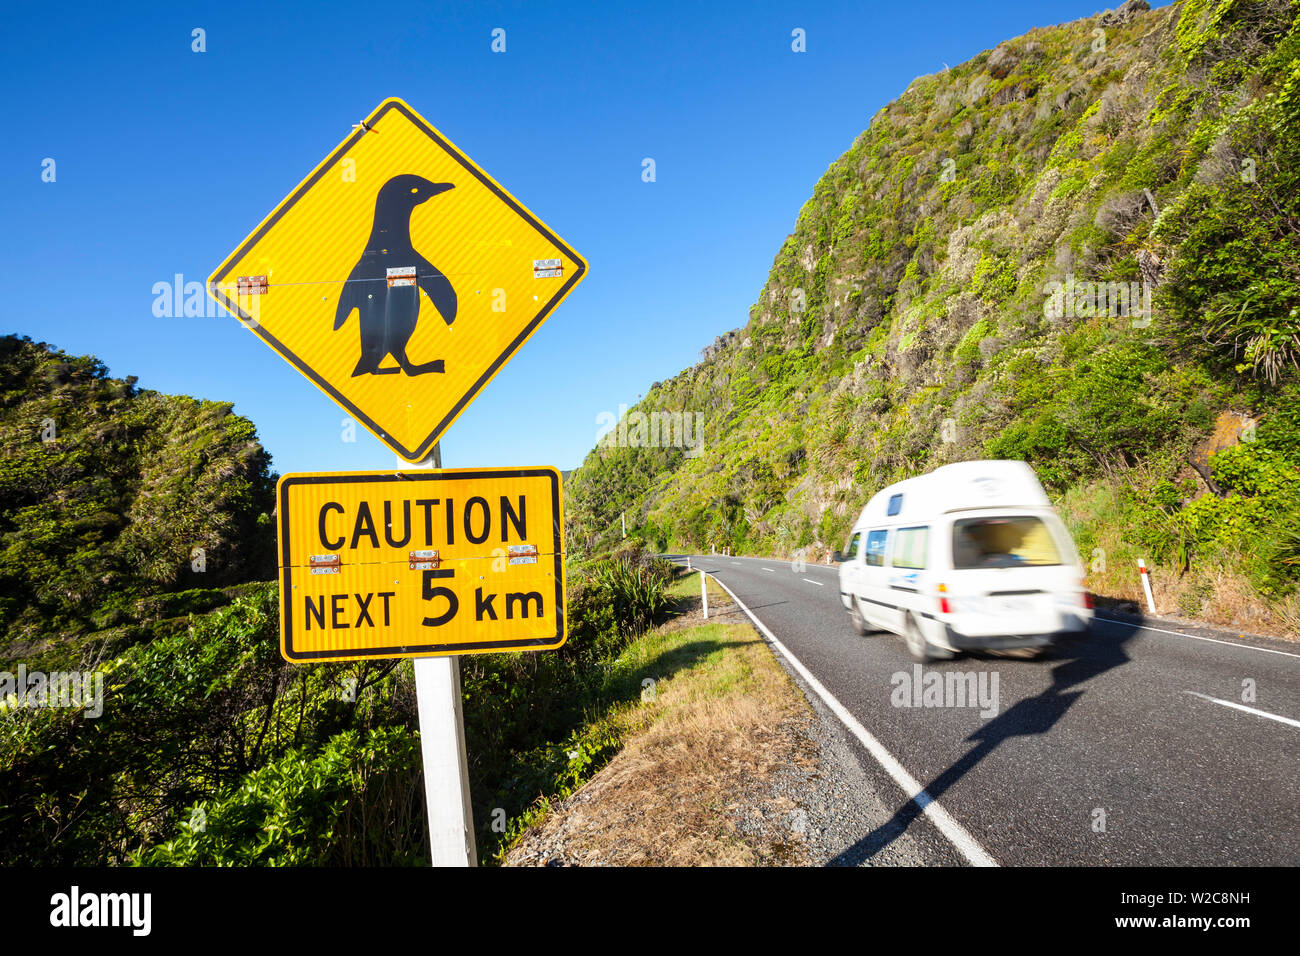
left=207, top=97, right=588, bottom=462
left=277, top=467, right=565, bottom=662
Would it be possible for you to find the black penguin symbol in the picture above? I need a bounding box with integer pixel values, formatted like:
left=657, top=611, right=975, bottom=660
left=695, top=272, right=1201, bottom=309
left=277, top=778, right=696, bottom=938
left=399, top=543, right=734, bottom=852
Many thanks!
left=333, top=174, right=458, bottom=376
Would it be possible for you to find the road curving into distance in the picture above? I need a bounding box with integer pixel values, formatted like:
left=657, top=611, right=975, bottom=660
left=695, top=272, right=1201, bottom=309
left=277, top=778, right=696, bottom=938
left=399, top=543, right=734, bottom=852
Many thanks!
left=668, top=553, right=1300, bottom=866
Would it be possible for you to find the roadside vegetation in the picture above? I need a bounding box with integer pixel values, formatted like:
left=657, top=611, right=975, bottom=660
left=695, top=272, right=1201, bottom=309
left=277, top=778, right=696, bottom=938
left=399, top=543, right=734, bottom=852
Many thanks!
left=0, top=534, right=682, bottom=865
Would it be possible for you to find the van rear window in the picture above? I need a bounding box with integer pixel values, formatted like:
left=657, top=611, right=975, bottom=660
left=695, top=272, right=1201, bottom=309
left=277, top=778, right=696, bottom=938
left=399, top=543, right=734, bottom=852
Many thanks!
left=952, top=516, right=1062, bottom=569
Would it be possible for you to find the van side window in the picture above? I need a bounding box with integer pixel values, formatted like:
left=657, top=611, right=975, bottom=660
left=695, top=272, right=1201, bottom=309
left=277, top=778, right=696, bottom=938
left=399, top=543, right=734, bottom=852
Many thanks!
left=864, top=530, right=888, bottom=567
left=892, top=526, right=928, bottom=569
left=887, top=494, right=903, bottom=516
left=842, top=532, right=861, bottom=560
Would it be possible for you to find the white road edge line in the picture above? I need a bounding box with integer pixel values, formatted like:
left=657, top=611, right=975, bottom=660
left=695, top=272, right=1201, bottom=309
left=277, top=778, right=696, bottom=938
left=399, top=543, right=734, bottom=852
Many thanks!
left=1185, top=692, right=1300, bottom=729
left=1095, top=616, right=1300, bottom=659
left=705, top=570, right=998, bottom=867
left=804, top=578, right=824, bottom=586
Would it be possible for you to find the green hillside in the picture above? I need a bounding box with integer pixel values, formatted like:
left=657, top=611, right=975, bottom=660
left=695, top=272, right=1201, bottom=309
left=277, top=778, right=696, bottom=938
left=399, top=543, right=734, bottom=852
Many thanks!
left=0, top=334, right=277, bottom=664
left=567, top=0, right=1300, bottom=632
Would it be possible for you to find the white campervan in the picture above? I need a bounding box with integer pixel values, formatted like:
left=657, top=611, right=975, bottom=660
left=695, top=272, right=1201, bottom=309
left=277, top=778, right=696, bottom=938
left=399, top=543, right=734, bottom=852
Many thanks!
left=835, top=460, right=1092, bottom=660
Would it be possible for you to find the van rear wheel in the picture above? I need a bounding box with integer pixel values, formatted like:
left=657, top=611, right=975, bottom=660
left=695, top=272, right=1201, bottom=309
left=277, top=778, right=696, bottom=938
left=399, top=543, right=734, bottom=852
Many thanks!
left=849, top=598, right=869, bottom=635
left=902, top=614, right=933, bottom=662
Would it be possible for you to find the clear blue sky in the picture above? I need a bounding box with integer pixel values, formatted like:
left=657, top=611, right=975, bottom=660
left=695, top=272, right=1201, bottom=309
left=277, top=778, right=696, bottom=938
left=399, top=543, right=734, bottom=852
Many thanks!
left=1, top=0, right=1159, bottom=475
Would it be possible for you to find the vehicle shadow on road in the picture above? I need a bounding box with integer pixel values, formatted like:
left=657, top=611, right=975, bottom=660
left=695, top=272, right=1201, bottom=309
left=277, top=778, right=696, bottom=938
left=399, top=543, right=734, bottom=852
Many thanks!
left=827, top=619, right=1142, bottom=866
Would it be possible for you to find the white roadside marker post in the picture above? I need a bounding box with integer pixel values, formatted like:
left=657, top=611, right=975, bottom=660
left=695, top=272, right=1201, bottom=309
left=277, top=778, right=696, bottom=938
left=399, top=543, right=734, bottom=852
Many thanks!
left=404, top=444, right=477, bottom=867
left=621, top=511, right=626, bottom=538
left=1137, top=559, right=1157, bottom=614
left=701, top=569, right=709, bottom=619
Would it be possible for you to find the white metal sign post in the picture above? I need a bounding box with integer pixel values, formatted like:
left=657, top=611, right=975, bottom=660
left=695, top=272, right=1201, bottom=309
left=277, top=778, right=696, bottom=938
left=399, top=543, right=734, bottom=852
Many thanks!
left=405, top=444, right=477, bottom=867
left=414, top=654, right=477, bottom=866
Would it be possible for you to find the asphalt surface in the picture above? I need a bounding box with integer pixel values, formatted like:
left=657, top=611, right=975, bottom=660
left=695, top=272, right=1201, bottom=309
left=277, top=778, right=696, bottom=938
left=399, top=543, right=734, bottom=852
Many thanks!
left=669, top=553, right=1300, bottom=866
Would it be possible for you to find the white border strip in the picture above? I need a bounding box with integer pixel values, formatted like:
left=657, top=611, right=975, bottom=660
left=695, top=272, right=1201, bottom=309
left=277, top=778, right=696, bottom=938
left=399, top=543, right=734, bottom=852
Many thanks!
left=707, top=571, right=998, bottom=867
left=1095, top=616, right=1300, bottom=659
left=1186, top=692, right=1300, bottom=729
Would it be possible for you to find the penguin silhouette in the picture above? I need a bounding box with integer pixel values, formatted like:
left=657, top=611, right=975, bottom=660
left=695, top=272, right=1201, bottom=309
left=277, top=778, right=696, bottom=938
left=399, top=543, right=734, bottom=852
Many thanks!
left=333, top=174, right=458, bottom=376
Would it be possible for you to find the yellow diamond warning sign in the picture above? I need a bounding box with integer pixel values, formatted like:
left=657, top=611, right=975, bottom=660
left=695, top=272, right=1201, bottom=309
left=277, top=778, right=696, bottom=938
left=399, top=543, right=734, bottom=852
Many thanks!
left=208, top=97, right=588, bottom=462
left=277, top=467, right=565, bottom=662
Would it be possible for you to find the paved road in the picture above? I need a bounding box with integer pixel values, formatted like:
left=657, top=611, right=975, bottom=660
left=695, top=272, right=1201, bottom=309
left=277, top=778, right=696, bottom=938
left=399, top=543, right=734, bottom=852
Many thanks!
left=670, top=553, right=1300, bottom=866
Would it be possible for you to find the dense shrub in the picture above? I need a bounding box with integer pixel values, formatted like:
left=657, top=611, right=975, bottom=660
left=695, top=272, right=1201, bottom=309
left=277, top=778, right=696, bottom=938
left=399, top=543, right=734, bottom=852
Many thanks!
left=138, top=727, right=425, bottom=866
left=986, top=335, right=1214, bottom=489
left=0, top=587, right=422, bottom=865
left=589, top=555, right=674, bottom=632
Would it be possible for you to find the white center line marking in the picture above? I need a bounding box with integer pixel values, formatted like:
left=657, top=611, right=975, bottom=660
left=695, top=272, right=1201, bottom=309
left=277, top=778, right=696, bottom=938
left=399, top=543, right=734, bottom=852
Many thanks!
left=704, top=571, right=997, bottom=867
left=1186, top=692, right=1300, bottom=729
left=1095, top=616, right=1300, bottom=659
left=803, top=578, right=824, bottom=586
left=762, top=567, right=775, bottom=572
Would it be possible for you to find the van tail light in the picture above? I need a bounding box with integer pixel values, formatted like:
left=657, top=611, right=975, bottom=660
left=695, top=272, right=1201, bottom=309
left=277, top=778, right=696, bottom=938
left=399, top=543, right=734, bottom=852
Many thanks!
left=937, top=583, right=951, bottom=615
left=1082, top=591, right=1094, bottom=609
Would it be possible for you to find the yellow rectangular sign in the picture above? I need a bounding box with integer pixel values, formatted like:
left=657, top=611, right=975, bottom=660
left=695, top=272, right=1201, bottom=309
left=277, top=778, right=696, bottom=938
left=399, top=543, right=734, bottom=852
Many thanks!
left=277, top=467, right=565, bottom=663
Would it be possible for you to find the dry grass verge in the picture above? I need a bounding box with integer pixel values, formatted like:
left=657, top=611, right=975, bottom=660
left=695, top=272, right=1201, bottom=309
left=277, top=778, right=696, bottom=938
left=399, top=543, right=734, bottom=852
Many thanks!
left=504, top=580, right=816, bottom=866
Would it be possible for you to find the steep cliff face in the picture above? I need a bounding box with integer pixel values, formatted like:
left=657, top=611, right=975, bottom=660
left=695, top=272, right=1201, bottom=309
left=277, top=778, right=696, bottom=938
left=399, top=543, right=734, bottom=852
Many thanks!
left=568, top=0, right=1300, bottom=627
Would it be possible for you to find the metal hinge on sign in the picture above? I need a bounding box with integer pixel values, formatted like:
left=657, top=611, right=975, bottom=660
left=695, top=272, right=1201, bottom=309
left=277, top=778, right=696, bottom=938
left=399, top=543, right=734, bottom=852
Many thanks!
left=387, top=266, right=416, bottom=288
left=309, top=554, right=340, bottom=575
left=409, top=549, right=439, bottom=570
left=508, top=544, right=538, bottom=565
left=237, top=275, right=269, bottom=295
left=533, top=259, right=562, bottom=279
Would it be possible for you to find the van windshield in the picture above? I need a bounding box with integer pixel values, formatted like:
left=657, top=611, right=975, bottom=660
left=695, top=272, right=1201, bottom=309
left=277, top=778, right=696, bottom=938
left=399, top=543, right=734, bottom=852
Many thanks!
left=951, top=516, right=1062, bottom=569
